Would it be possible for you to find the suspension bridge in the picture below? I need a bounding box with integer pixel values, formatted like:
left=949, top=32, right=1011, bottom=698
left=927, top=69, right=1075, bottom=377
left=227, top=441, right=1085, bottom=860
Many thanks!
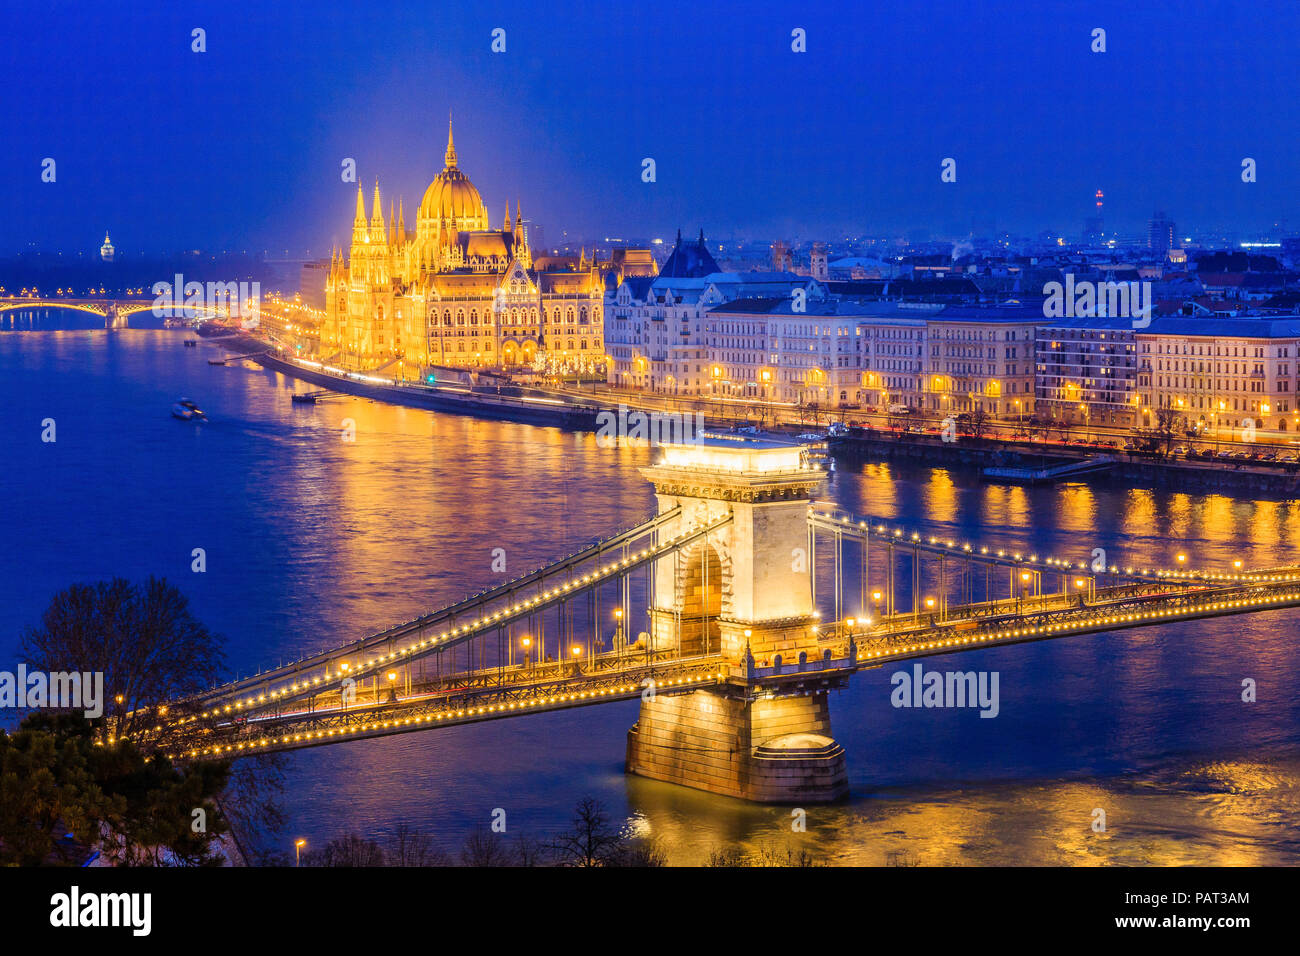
left=123, top=436, right=1300, bottom=802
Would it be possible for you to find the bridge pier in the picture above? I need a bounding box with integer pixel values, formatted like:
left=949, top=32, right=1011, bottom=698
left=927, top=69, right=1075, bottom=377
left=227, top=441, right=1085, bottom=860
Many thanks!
left=627, top=437, right=847, bottom=802
left=626, top=686, right=847, bottom=803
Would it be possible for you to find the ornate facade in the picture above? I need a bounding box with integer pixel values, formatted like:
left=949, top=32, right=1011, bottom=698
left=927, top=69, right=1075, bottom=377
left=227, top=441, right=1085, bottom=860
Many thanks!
left=323, top=120, right=608, bottom=373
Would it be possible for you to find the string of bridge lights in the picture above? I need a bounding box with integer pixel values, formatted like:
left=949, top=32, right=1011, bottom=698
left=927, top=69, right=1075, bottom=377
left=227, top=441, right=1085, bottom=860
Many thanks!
left=134, top=580, right=1300, bottom=757
left=156, top=672, right=722, bottom=760
left=854, top=586, right=1300, bottom=662
left=126, top=508, right=1299, bottom=744
left=810, top=510, right=1300, bottom=584
left=137, top=516, right=735, bottom=734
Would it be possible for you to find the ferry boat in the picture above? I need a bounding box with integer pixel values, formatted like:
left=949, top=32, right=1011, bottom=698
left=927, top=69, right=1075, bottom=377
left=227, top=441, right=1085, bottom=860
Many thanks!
left=171, top=398, right=206, bottom=421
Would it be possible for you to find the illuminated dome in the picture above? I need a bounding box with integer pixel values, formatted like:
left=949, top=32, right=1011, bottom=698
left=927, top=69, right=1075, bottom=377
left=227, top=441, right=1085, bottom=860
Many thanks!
left=99, top=231, right=115, bottom=261
left=419, top=119, right=487, bottom=227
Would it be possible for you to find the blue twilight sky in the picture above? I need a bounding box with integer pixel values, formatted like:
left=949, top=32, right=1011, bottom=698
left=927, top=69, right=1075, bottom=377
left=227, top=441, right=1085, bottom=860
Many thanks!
left=2, top=0, right=1298, bottom=256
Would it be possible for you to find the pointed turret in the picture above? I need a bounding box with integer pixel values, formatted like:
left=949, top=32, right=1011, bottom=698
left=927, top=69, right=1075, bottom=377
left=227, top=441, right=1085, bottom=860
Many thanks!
left=396, top=198, right=406, bottom=245
left=512, top=202, right=530, bottom=268
left=444, top=113, right=458, bottom=169
left=369, top=181, right=386, bottom=245
left=388, top=202, right=396, bottom=245
left=503, top=199, right=511, bottom=232
left=352, top=184, right=368, bottom=245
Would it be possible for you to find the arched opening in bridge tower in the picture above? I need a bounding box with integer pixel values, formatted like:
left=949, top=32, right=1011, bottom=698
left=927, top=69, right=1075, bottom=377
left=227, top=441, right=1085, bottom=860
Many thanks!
left=678, top=544, right=723, bottom=655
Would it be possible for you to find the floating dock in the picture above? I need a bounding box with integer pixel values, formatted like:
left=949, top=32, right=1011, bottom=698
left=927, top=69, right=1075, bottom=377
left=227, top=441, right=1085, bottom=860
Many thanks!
left=982, top=456, right=1117, bottom=485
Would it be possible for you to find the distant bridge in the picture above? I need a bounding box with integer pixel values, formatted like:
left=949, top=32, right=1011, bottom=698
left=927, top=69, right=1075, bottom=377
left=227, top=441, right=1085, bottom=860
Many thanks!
left=0, top=297, right=229, bottom=327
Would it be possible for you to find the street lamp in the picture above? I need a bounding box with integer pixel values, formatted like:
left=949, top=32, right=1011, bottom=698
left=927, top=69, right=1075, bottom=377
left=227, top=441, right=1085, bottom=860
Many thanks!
left=295, top=838, right=306, bottom=866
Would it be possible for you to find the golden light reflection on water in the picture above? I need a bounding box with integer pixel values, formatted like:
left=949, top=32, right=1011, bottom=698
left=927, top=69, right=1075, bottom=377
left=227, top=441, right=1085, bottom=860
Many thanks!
left=626, top=757, right=1300, bottom=866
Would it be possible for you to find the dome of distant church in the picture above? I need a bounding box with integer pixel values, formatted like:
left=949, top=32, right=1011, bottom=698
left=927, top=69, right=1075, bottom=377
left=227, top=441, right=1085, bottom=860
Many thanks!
left=419, top=119, right=487, bottom=226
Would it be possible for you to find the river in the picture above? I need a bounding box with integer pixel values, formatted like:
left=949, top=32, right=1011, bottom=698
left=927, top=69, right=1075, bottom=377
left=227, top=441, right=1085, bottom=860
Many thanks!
left=2, top=315, right=1298, bottom=865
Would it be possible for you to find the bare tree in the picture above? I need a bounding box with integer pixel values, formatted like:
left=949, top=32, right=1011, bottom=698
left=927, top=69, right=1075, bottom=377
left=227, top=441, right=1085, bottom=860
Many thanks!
left=704, top=843, right=823, bottom=867
left=460, top=827, right=515, bottom=866
left=704, top=847, right=750, bottom=867
left=215, top=753, right=288, bottom=866
left=509, top=833, right=550, bottom=867
left=549, top=797, right=625, bottom=867
left=388, top=823, right=448, bottom=866
left=301, top=833, right=385, bottom=867
left=751, top=843, right=824, bottom=867
left=606, top=837, right=666, bottom=867
left=1153, top=407, right=1184, bottom=457
left=22, top=577, right=226, bottom=740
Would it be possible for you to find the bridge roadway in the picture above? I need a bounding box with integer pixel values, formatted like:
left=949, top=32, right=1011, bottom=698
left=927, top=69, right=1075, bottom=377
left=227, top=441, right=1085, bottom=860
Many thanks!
left=142, top=570, right=1300, bottom=760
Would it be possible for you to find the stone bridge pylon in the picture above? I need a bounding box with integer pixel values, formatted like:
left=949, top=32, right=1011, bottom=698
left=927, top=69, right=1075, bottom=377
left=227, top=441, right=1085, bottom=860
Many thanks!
left=626, top=437, right=849, bottom=802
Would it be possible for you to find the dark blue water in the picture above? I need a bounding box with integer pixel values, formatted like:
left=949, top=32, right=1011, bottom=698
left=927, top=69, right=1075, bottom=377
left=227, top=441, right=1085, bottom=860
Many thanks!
left=3, top=317, right=1299, bottom=865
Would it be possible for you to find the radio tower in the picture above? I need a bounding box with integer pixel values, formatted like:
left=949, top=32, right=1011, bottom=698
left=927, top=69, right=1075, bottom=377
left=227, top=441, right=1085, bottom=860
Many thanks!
left=1084, top=189, right=1105, bottom=245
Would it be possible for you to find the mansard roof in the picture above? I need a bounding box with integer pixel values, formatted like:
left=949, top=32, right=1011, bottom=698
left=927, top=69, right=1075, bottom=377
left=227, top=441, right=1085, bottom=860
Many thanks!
left=658, top=229, right=721, bottom=279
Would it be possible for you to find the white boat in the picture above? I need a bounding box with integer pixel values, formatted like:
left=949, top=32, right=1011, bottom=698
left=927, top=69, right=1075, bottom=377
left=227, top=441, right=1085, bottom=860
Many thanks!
left=172, top=398, right=206, bottom=421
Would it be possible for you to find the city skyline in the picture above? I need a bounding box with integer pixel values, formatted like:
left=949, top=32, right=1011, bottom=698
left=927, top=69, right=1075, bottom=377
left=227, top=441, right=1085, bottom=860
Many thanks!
left=5, top=1, right=1300, bottom=257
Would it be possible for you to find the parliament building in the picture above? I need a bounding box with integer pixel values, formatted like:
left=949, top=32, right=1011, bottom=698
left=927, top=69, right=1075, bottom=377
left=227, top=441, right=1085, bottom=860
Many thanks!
left=322, top=120, right=639, bottom=374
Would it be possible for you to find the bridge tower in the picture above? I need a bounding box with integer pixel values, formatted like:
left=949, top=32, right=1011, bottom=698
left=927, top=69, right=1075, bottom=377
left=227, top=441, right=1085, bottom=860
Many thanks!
left=626, top=437, right=850, bottom=802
